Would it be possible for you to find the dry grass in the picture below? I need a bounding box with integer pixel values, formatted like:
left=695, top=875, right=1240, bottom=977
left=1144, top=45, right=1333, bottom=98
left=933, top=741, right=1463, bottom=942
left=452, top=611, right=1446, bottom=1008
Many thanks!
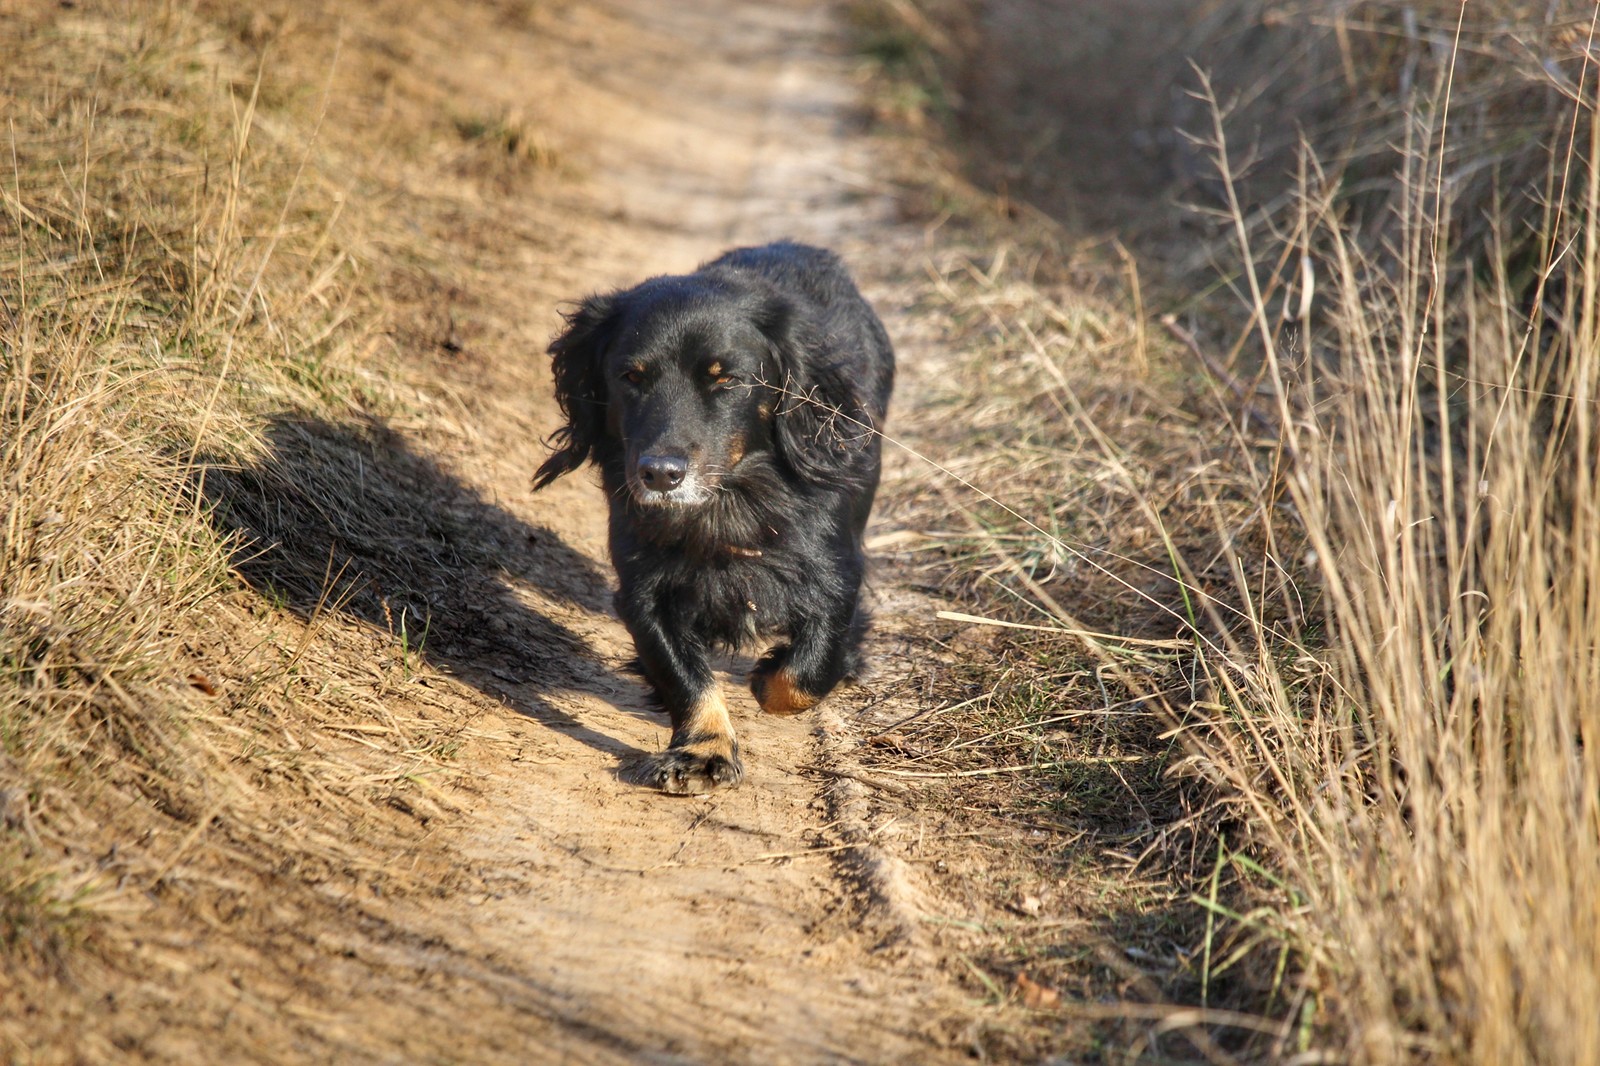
left=877, top=246, right=1296, bottom=1062
left=10, top=0, right=1594, bottom=1059
left=0, top=1, right=565, bottom=1055
left=1172, top=12, right=1600, bottom=1060
left=1165, top=2, right=1596, bottom=263
left=857, top=1, right=1600, bottom=1062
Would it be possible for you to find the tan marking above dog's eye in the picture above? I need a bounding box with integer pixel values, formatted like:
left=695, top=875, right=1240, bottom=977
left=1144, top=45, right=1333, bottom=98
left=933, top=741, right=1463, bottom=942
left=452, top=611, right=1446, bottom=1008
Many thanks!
left=705, top=361, right=738, bottom=387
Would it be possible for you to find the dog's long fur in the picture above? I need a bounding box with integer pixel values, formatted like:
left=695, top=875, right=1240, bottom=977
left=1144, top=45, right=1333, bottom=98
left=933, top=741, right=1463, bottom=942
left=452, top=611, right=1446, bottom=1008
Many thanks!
left=535, top=241, right=894, bottom=794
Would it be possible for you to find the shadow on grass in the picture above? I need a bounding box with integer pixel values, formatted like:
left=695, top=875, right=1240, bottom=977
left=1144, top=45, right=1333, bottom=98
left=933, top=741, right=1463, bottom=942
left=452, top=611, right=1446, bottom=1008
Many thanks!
left=195, top=414, right=653, bottom=760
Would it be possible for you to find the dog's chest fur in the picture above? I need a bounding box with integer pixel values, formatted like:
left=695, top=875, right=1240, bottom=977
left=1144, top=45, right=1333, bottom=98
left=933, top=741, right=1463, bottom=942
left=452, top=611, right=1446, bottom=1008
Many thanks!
left=604, top=452, right=858, bottom=650
left=678, top=548, right=801, bottom=646
left=618, top=522, right=833, bottom=649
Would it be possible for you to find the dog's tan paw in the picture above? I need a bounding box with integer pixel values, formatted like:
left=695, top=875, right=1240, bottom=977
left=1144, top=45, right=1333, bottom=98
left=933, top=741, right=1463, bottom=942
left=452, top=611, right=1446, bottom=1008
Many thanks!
left=751, top=665, right=819, bottom=717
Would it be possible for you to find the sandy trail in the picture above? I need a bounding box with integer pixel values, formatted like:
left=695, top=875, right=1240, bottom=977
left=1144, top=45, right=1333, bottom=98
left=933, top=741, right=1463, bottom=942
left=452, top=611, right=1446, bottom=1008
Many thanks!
left=347, top=1, right=970, bottom=1061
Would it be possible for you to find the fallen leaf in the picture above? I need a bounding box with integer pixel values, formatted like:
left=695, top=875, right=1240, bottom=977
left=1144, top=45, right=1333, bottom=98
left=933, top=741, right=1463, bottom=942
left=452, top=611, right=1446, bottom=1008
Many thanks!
left=1015, top=971, right=1060, bottom=1009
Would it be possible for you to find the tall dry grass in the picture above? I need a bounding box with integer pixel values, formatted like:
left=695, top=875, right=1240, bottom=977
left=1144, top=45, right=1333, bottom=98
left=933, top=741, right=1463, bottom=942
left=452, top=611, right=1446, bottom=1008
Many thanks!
left=1172, top=6, right=1600, bottom=1062
left=1169, top=1, right=1593, bottom=255
left=853, top=0, right=1600, bottom=1059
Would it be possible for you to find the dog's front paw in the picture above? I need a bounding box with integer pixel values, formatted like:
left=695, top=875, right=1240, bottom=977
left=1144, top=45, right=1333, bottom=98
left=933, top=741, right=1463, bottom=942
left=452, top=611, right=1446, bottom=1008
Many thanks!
left=622, top=737, right=744, bottom=795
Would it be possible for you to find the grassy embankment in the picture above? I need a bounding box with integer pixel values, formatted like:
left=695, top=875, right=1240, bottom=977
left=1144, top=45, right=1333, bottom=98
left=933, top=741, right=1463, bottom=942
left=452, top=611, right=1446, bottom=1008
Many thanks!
left=1, top=2, right=562, bottom=1055
left=854, top=1, right=1600, bottom=1062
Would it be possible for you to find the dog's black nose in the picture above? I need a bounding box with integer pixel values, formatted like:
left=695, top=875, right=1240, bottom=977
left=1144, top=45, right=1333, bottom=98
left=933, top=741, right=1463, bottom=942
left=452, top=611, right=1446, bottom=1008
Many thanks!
left=638, top=455, right=688, bottom=491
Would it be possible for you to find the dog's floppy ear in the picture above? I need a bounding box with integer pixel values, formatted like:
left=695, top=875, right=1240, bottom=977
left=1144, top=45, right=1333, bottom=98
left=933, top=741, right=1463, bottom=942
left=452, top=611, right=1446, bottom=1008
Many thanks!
left=534, top=293, right=618, bottom=489
left=760, top=297, right=874, bottom=486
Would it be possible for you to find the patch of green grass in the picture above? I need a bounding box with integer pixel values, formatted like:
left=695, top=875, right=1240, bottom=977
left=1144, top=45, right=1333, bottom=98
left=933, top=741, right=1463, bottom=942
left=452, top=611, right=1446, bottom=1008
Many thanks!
left=0, top=852, right=91, bottom=983
left=453, top=110, right=559, bottom=169
left=845, top=0, right=961, bottom=129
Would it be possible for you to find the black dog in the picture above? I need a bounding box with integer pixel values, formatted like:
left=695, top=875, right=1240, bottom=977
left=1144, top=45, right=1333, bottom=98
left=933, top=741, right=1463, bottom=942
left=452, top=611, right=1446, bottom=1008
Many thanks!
left=534, top=242, right=894, bottom=794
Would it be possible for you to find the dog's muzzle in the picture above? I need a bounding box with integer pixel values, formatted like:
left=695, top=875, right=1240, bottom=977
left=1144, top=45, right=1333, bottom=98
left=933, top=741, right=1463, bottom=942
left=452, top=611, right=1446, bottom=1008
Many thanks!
left=629, top=454, right=710, bottom=505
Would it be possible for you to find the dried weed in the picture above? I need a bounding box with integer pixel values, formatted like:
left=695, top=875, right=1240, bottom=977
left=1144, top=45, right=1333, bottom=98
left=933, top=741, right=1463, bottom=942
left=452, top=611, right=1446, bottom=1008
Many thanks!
left=1, top=0, right=575, bottom=1055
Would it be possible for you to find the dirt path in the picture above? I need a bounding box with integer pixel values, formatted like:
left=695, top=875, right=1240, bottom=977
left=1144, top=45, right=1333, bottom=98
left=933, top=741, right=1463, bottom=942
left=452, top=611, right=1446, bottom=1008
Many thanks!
left=335, top=2, right=975, bottom=1060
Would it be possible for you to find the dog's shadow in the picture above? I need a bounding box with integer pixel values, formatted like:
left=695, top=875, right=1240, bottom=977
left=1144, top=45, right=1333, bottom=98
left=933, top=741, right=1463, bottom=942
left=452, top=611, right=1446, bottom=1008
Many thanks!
left=196, top=414, right=656, bottom=760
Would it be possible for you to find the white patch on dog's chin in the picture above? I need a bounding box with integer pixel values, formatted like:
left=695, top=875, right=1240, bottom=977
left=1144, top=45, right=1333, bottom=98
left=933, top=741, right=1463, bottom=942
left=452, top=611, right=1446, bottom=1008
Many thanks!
left=629, top=475, right=713, bottom=507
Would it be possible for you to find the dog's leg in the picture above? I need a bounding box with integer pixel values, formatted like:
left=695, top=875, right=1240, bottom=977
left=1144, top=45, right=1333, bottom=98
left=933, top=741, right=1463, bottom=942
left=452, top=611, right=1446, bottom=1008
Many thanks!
left=618, top=610, right=744, bottom=795
left=751, top=592, right=863, bottom=717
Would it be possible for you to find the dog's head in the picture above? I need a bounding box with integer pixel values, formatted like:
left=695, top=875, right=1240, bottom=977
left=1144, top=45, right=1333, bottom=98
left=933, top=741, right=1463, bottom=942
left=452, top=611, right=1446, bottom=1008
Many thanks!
left=534, top=271, right=871, bottom=506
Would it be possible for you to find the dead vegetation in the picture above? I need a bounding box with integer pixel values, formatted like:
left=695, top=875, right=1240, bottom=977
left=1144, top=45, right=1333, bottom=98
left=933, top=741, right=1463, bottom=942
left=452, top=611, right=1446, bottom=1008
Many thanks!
left=0, top=1, right=575, bottom=1057
left=9, top=0, right=1598, bottom=1061
left=856, top=0, right=1600, bottom=1062
left=857, top=239, right=1291, bottom=1061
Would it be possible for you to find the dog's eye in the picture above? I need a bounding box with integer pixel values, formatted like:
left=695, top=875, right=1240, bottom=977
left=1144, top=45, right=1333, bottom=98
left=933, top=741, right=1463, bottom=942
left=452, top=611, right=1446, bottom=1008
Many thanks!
left=620, top=368, right=645, bottom=386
